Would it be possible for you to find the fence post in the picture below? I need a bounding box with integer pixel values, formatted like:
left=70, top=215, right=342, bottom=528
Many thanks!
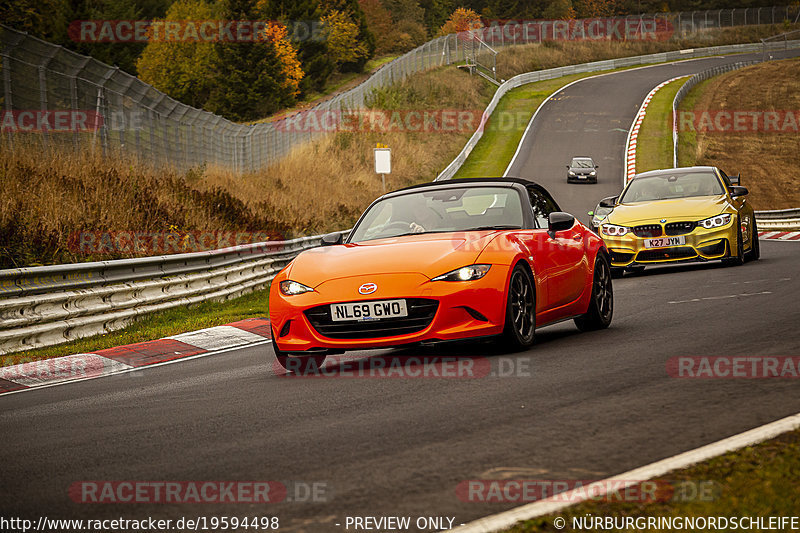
left=37, top=48, right=60, bottom=151
left=3, top=54, right=14, bottom=148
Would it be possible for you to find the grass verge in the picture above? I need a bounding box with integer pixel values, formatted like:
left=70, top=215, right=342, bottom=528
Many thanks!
left=503, top=427, right=800, bottom=532
left=454, top=73, right=592, bottom=179
left=1, top=287, right=270, bottom=365
left=634, top=76, right=690, bottom=173
left=676, top=57, right=800, bottom=210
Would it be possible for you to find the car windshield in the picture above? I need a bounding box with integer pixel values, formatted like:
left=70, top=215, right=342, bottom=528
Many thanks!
left=571, top=158, right=594, bottom=168
left=349, top=186, right=525, bottom=242
left=619, top=171, right=725, bottom=203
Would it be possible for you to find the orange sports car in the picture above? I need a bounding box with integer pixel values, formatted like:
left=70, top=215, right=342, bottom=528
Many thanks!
left=269, top=178, right=613, bottom=371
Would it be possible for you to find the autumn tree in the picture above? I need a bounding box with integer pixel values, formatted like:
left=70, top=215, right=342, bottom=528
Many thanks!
left=136, top=0, right=220, bottom=108
left=320, top=0, right=376, bottom=71
left=438, top=7, right=483, bottom=36
left=383, top=0, right=429, bottom=49
left=256, top=0, right=335, bottom=93
left=359, top=0, right=395, bottom=53
left=322, top=10, right=370, bottom=67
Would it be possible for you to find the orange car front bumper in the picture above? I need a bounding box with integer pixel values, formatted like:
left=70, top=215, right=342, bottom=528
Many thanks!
left=269, top=266, right=513, bottom=353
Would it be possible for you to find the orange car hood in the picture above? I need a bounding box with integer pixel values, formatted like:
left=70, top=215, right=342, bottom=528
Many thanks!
left=286, top=232, right=498, bottom=285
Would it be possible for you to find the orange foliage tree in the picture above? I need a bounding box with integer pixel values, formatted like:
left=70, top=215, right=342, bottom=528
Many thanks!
left=438, top=7, right=483, bottom=36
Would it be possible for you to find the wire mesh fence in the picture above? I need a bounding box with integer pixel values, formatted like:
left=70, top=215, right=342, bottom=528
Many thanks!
left=1, top=5, right=798, bottom=174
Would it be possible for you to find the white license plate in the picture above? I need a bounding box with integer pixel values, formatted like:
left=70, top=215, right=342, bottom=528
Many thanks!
left=644, top=236, right=686, bottom=248
left=331, top=299, right=408, bottom=322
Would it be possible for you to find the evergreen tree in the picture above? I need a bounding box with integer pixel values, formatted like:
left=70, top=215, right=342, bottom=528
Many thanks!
left=207, top=0, right=296, bottom=121
left=418, top=0, right=455, bottom=35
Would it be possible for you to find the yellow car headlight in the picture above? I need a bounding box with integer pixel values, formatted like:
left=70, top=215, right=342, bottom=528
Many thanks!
left=698, top=213, right=732, bottom=229
left=601, top=224, right=631, bottom=237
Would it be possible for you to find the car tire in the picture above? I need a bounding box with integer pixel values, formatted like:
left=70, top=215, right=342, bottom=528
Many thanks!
left=723, top=218, right=745, bottom=267
left=272, top=329, right=326, bottom=374
left=500, top=264, right=536, bottom=350
left=575, top=253, right=614, bottom=332
left=746, top=217, right=760, bottom=262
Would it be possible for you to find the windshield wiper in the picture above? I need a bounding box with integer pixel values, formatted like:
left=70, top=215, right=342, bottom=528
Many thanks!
left=389, top=230, right=452, bottom=238
left=469, top=225, right=522, bottom=231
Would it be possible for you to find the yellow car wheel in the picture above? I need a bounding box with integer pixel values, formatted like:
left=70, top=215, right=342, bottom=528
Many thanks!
left=723, top=218, right=745, bottom=267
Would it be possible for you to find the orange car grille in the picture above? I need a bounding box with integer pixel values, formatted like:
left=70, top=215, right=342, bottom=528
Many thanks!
left=304, top=298, right=439, bottom=339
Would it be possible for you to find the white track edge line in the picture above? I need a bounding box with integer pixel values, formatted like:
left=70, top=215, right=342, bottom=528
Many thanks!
left=622, top=76, right=686, bottom=187
left=450, top=411, right=800, bottom=533
left=503, top=57, right=712, bottom=179
left=0, top=339, right=271, bottom=398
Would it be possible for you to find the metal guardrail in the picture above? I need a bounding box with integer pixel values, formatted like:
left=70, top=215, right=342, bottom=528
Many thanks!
left=436, top=40, right=800, bottom=181
left=5, top=35, right=800, bottom=355
left=0, top=234, right=344, bottom=354
left=762, top=29, right=800, bottom=60
left=754, top=209, right=800, bottom=230
left=669, top=58, right=800, bottom=232
left=671, top=59, right=762, bottom=167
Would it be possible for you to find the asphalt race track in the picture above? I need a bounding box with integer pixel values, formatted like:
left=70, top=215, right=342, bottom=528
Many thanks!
left=508, top=48, right=800, bottom=220
left=2, top=51, right=800, bottom=533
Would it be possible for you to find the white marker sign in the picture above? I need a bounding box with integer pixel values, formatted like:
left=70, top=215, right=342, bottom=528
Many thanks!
left=374, top=148, right=391, bottom=174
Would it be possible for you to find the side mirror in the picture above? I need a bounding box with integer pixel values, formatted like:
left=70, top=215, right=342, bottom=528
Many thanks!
left=598, top=196, right=618, bottom=208
left=548, top=212, right=575, bottom=238
left=729, top=173, right=741, bottom=185
left=565, top=165, right=570, bottom=169
left=730, top=186, right=748, bottom=198
left=594, top=165, right=599, bottom=169
left=587, top=211, right=594, bottom=216
left=321, top=232, right=343, bottom=246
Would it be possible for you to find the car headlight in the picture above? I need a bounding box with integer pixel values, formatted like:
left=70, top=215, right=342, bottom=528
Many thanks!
left=601, top=224, right=631, bottom=237
left=590, top=170, right=596, bottom=176
left=698, top=213, right=732, bottom=229
left=432, top=264, right=491, bottom=282
left=279, top=280, right=314, bottom=295
left=568, top=171, right=576, bottom=176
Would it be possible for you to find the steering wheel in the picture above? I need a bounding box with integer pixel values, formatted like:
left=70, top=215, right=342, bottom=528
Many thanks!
left=383, top=221, right=415, bottom=233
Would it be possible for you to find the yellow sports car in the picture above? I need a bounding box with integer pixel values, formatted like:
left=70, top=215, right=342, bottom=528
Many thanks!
left=597, top=166, right=760, bottom=275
